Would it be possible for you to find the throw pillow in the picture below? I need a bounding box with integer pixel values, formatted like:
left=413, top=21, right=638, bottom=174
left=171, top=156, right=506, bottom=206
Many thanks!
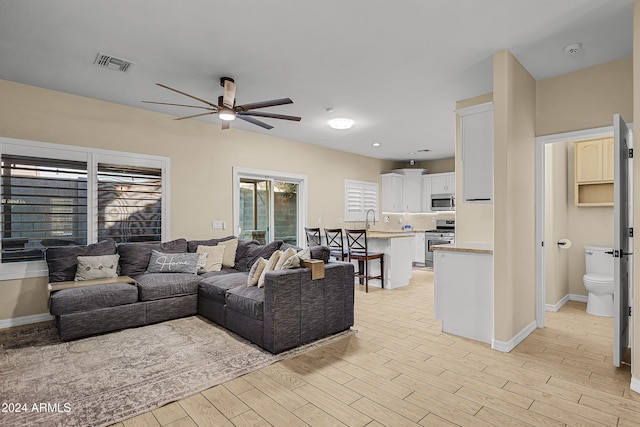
left=245, top=240, right=283, bottom=270
left=196, top=252, right=208, bottom=274
left=258, top=250, right=281, bottom=288
left=146, top=250, right=199, bottom=274
left=117, top=238, right=188, bottom=277
left=74, top=254, right=120, bottom=281
left=247, top=257, right=267, bottom=286
left=196, top=245, right=226, bottom=272
left=186, top=235, right=236, bottom=253
left=218, top=238, right=238, bottom=268
left=281, top=247, right=311, bottom=269
left=275, top=247, right=297, bottom=270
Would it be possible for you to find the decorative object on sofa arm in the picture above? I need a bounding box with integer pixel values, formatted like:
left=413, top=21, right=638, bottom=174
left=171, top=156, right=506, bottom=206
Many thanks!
left=74, top=254, right=119, bottom=281
left=301, top=259, right=325, bottom=280
left=47, top=275, right=138, bottom=307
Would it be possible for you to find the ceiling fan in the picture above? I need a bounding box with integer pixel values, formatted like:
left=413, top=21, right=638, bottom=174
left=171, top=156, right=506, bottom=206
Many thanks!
left=142, top=77, right=301, bottom=130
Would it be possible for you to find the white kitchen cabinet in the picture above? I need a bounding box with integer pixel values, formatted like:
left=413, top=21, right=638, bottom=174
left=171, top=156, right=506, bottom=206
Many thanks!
left=431, top=172, right=455, bottom=195
left=413, top=232, right=425, bottom=264
left=458, top=102, right=493, bottom=203
left=381, top=173, right=404, bottom=212
left=402, top=169, right=423, bottom=213
left=434, top=246, right=493, bottom=343
left=422, top=175, right=432, bottom=212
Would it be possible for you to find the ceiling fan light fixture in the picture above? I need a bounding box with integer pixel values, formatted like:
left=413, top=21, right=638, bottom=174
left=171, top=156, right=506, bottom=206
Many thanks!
left=328, top=118, right=354, bottom=130
left=218, top=108, right=236, bottom=121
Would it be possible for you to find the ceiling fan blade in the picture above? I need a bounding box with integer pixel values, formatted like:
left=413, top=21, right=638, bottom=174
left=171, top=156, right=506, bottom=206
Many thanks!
left=174, top=111, right=215, bottom=120
left=239, top=111, right=301, bottom=122
left=236, top=115, right=274, bottom=130
left=142, top=100, right=217, bottom=111
left=236, top=98, right=293, bottom=111
left=156, top=83, right=218, bottom=108
left=221, top=120, right=231, bottom=130
left=222, top=80, right=236, bottom=108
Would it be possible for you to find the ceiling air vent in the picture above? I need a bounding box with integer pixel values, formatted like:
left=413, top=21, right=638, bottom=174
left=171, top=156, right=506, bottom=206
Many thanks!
left=94, top=52, right=134, bottom=72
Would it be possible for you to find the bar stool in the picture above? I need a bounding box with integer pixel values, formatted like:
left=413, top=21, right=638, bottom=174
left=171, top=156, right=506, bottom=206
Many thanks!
left=345, top=229, right=384, bottom=293
left=304, top=227, right=321, bottom=246
left=324, top=228, right=347, bottom=261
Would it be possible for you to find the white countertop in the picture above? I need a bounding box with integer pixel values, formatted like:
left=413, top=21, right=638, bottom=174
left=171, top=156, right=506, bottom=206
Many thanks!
left=432, top=241, right=493, bottom=254
left=367, top=231, right=416, bottom=239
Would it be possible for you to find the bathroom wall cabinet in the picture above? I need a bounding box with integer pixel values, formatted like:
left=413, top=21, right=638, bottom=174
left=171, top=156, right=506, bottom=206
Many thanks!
left=574, top=137, right=614, bottom=206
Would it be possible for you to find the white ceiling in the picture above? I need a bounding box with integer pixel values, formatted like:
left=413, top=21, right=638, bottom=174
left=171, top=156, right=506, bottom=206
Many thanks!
left=0, top=0, right=633, bottom=161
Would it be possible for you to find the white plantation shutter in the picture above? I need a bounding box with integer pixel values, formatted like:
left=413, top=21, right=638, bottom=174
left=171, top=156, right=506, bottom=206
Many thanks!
left=344, top=180, right=378, bottom=221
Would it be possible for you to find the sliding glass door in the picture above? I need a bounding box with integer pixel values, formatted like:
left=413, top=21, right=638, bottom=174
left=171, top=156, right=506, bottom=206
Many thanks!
left=234, top=168, right=306, bottom=246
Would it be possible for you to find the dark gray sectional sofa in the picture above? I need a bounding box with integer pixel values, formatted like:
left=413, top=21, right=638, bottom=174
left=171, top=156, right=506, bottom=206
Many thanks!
left=46, top=236, right=355, bottom=353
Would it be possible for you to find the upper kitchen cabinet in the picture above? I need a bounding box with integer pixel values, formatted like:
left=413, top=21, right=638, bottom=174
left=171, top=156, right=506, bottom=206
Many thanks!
left=431, top=172, right=455, bottom=195
left=574, top=137, right=614, bottom=206
left=381, top=169, right=425, bottom=213
left=457, top=102, right=493, bottom=203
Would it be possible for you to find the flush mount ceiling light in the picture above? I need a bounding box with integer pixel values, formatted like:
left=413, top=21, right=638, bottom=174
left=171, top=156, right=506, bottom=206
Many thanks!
left=372, top=142, right=381, bottom=147
left=563, top=42, right=582, bottom=55
left=218, top=107, right=236, bottom=121
left=328, top=118, right=354, bottom=130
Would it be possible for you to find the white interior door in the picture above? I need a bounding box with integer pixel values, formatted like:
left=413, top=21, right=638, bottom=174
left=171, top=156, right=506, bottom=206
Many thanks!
left=613, top=113, right=631, bottom=367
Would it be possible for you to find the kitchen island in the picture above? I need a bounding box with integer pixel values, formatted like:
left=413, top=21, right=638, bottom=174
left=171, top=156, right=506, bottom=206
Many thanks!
left=357, top=231, right=414, bottom=290
left=433, top=242, right=493, bottom=343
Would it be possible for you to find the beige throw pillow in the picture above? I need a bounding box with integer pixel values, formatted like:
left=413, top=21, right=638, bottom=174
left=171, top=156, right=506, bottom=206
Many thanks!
left=75, top=254, right=120, bottom=281
left=247, top=257, right=267, bottom=286
left=196, top=245, right=226, bottom=272
left=275, top=247, right=297, bottom=270
left=258, top=250, right=281, bottom=288
left=217, top=238, right=238, bottom=268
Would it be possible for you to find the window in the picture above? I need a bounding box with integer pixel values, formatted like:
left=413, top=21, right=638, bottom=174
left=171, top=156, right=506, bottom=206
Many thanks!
left=0, top=137, right=169, bottom=279
left=344, top=179, right=378, bottom=221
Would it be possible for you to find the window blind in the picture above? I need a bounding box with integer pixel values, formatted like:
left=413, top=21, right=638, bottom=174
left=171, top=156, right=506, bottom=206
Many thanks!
left=97, top=163, right=162, bottom=243
left=1, top=155, right=88, bottom=262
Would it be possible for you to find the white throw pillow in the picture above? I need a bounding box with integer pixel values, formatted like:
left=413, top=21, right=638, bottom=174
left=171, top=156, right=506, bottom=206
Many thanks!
left=217, top=238, right=238, bottom=268
left=196, top=245, right=226, bottom=272
left=275, top=247, right=297, bottom=270
left=247, top=257, right=267, bottom=286
left=258, top=250, right=281, bottom=288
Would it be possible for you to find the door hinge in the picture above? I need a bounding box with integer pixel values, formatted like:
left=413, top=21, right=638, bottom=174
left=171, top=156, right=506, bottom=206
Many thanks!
left=630, top=227, right=634, bottom=238
left=630, top=148, right=634, bottom=158
left=629, top=306, right=632, bottom=317
left=541, top=241, right=544, bottom=247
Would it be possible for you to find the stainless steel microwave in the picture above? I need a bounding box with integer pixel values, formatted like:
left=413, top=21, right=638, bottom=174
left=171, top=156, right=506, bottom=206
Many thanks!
left=431, top=193, right=455, bottom=211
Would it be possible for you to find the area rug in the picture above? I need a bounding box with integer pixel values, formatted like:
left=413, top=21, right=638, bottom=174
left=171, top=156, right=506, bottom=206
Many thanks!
left=0, top=316, right=355, bottom=427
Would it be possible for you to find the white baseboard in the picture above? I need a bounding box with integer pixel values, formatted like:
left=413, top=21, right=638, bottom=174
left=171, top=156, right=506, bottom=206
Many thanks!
left=631, top=376, right=640, bottom=395
left=545, top=295, right=570, bottom=312
left=492, top=320, right=537, bottom=353
left=569, top=294, right=588, bottom=303
left=0, top=313, right=54, bottom=329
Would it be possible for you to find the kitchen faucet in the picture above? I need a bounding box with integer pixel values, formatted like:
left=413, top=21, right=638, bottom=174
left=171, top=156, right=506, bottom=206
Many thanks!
left=365, top=209, right=376, bottom=230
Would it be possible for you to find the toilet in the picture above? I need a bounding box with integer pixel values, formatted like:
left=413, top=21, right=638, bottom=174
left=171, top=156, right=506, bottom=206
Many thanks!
left=583, top=245, right=614, bottom=317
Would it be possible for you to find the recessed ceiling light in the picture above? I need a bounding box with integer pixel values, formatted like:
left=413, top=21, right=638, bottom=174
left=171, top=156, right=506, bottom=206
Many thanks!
left=328, top=118, right=354, bottom=130
left=409, top=152, right=416, bottom=155
left=372, top=142, right=381, bottom=147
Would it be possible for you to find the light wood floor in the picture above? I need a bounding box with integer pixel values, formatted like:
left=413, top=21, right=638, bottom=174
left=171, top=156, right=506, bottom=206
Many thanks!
left=113, top=269, right=638, bottom=427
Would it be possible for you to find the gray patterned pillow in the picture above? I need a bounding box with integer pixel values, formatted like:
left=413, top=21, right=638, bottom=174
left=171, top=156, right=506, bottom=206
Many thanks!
left=146, top=250, right=199, bottom=274
left=75, top=254, right=120, bottom=281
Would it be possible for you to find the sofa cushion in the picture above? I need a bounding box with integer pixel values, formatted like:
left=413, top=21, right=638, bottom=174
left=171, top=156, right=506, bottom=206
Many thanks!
left=49, top=282, right=138, bottom=316
left=245, top=240, right=283, bottom=270
left=310, top=245, right=330, bottom=263
left=186, top=236, right=236, bottom=253
left=226, top=285, right=265, bottom=321
left=136, top=272, right=201, bottom=301
left=199, top=272, right=248, bottom=303
left=117, top=238, right=188, bottom=277
left=46, top=239, right=117, bottom=283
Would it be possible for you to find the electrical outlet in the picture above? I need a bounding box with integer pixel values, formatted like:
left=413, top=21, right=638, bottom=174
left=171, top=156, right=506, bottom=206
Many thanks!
left=384, top=216, right=390, bottom=223
left=318, top=217, right=322, bottom=224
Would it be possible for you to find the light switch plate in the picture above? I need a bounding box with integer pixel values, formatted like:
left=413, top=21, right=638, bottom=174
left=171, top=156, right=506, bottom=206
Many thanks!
left=212, top=220, right=225, bottom=230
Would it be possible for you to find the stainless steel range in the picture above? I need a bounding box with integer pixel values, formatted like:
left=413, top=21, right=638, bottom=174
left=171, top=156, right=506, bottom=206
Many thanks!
left=425, top=219, right=455, bottom=267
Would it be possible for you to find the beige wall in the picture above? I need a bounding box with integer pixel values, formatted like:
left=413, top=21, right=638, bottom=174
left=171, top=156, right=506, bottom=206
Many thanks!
left=0, top=79, right=396, bottom=322
left=537, top=57, right=633, bottom=136
left=419, top=157, right=455, bottom=174
left=455, top=93, right=494, bottom=243
left=492, top=50, right=537, bottom=343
